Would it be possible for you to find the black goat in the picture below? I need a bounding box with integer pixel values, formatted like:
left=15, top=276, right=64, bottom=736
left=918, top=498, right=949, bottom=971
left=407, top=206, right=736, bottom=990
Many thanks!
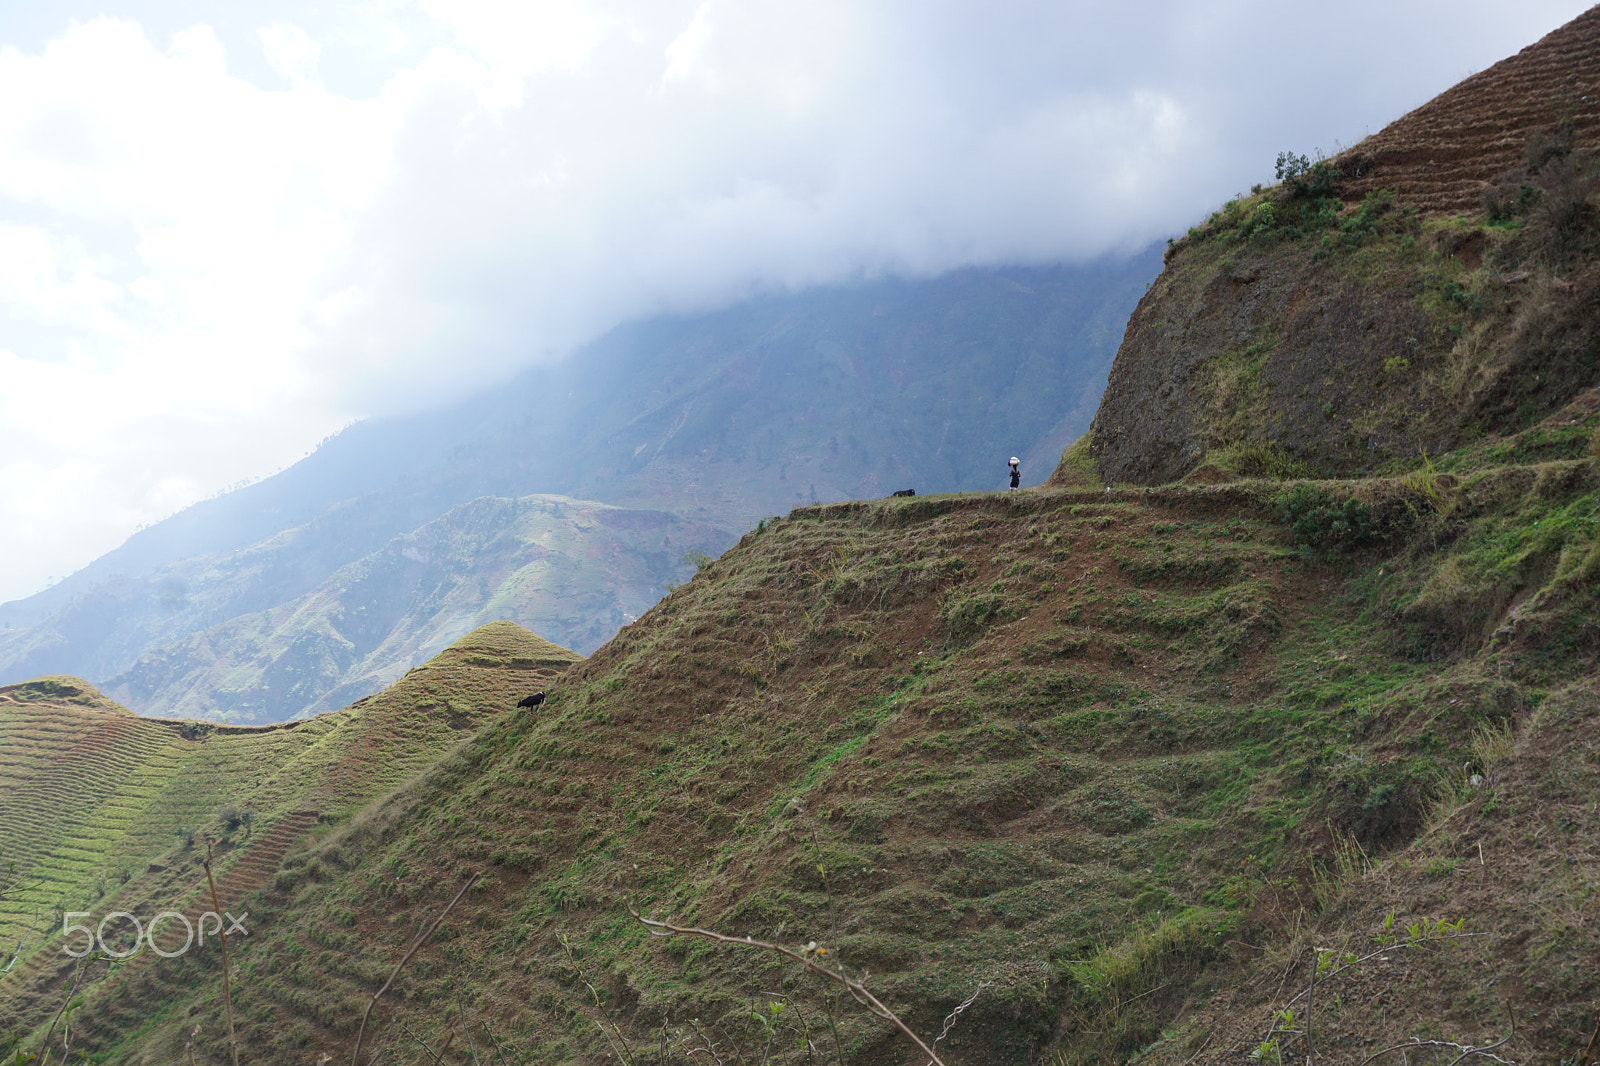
left=891, top=489, right=916, bottom=498
left=517, top=691, right=546, bottom=708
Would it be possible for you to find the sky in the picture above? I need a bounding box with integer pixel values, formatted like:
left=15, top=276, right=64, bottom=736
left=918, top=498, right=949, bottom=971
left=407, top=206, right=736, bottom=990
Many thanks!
left=0, top=0, right=1591, bottom=604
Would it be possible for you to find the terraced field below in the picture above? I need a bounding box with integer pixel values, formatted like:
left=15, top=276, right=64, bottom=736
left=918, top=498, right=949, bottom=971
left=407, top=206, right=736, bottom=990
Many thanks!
left=0, top=623, right=580, bottom=1038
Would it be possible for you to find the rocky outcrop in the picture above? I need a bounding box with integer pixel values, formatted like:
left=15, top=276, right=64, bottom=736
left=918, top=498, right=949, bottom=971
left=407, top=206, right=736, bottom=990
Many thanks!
left=1089, top=238, right=1437, bottom=485
left=1087, top=6, right=1600, bottom=486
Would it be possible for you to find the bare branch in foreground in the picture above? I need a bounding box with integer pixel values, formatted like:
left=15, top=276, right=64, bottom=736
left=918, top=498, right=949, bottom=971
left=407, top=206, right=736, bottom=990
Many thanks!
left=1357, top=1019, right=1515, bottom=1066
left=203, top=839, right=241, bottom=1066
left=351, top=872, right=482, bottom=1066
left=631, top=907, right=953, bottom=1066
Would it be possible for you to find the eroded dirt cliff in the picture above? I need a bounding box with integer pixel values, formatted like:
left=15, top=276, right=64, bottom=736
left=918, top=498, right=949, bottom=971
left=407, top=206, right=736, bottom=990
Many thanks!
left=1089, top=7, right=1600, bottom=486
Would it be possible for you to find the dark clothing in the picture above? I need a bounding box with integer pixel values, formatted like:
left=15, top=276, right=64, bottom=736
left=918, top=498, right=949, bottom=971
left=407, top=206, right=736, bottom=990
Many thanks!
left=1009, top=465, right=1021, bottom=489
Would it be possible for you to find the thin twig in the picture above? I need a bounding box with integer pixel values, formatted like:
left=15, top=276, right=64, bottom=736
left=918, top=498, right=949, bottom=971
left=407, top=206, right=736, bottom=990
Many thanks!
left=1306, top=943, right=1317, bottom=1063
left=1178, top=1031, right=1215, bottom=1066
left=36, top=953, right=97, bottom=1066
left=560, top=933, right=637, bottom=1066
left=1357, top=1023, right=1515, bottom=1066
left=685, top=1017, right=726, bottom=1065
left=360, top=1020, right=397, bottom=1066
left=925, top=981, right=990, bottom=1064
left=1264, top=930, right=1488, bottom=1051
left=2, top=906, right=43, bottom=974
left=632, top=908, right=949, bottom=1066
left=203, top=839, right=241, bottom=1066
left=396, top=1021, right=449, bottom=1066
left=822, top=989, right=845, bottom=1066
left=350, top=872, right=481, bottom=1066
left=560, top=928, right=640, bottom=1062
left=1580, top=1011, right=1600, bottom=1066
left=454, top=994, right=481, bottom=1066
left=481, top=1020, right=514, bottom=1066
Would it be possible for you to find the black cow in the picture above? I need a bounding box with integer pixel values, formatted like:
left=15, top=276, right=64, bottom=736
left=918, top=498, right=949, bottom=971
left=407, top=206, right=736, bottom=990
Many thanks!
left=517, top=691, right=546, bottom=708
left=891, top=489, right=916, bottom=498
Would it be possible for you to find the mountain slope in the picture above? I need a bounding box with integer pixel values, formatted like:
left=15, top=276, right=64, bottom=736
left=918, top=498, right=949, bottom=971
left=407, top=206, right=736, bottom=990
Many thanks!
left=13, top=15, right=1600, bottom=1065
left=1091, top=10, right=1600, bottom=485
left=0, top=255, right=1158, bottom=721
left=93, top=495, right=722, bottom=723
left=6, top=387, right=1595, bottom=1064
left=0, top=622, right=580, bottom=1037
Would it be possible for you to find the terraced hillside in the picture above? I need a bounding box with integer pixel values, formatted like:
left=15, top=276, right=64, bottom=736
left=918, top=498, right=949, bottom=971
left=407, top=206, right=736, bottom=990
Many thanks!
left=1336, top=6, right=1600, bottom=216
left=17, top=391, right=1596, bottom=1065
left=9, top=15, right=1600, bottom=1063
left=1094, top=5, right=1600, bottom=487
left=0, top=622, right=580, bottom=1039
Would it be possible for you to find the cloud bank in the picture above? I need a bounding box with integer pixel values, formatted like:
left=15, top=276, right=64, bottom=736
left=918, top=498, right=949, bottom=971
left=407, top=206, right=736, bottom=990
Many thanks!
left=0, top=0, right=1589, bottom=601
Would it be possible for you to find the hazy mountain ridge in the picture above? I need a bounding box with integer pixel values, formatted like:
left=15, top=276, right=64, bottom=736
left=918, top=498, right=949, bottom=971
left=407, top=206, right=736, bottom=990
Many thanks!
left=97, top=495, right=723, bottom=723
left=0, top=257, right=1158, bottom=721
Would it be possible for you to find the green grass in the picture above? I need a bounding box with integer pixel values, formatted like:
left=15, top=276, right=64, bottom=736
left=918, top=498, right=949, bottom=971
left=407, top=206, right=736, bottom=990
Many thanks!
left=8, top=426, right=1600, bottom=1065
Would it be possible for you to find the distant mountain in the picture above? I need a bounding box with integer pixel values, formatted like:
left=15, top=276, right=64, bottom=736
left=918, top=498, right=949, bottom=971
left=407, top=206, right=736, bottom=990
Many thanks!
left=98, top=495, right=721, bottom=723
left=0, top=253, right=1159, bottom=719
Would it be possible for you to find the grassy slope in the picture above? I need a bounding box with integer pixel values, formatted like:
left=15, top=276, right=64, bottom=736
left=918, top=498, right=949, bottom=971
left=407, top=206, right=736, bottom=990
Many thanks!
left=0, top=623, right=581, bottom=1048
left=29, top=396, right=1596, bottom=1066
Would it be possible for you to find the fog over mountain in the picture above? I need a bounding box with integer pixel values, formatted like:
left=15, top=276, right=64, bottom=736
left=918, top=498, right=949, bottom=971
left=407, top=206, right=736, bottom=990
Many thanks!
left=0, top=257, right=1156, bottom=721
left=0, top=0, right=1589, bottom=602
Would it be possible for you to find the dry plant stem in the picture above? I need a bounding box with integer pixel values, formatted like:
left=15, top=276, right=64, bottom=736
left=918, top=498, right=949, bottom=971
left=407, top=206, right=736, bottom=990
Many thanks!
left=1356, top=1022, right=1515, bottom=1066
left=3, top=907, right=42, bottom=974
left=1306, top=948, right=1316, bottom=1063
left=925, top=982, right=990, bottom=1065
left=632, top=909, right=949, bottom=1066
left=360, top=1021, right=397, bottom=1066
left=782, top=997, right=818, bottom=1065
left=686, top=1017, right=726, bottom=1065
left=1262, top=932, right=1488, bottom=1051
left=397, top=1021, right=449, bottom=1066
left=560, top=933, right=638, bottom=1066
left=479, top=1020, right=514, bottom=1066
left=453, top=995, right=482, bottom=1066
left=350, top=872, right=481, bottom=1066
left=36, top=953, right=95, bottom=1066
left=203, top=840, right=241, bottom=1066
left=823, top=991, right=845, bottom=1066
left=1582, top=1013, right=1600, bottom=1066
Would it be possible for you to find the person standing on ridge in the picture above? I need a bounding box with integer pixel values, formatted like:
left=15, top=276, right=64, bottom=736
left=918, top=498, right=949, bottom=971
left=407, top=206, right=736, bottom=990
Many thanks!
left=1008, top=457, right=1021, bottom=491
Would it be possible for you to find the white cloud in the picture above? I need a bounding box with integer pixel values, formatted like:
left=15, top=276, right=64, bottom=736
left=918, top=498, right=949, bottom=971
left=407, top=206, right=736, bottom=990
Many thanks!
left=662, top=3, right=715, bottom=87
left=0, top=0, right=1593, bottom=603
left=0, top=16, right=413, bottom=599
left=417, top=0, right=608, bottom=105
left=260, top=23, right=321, bottom=87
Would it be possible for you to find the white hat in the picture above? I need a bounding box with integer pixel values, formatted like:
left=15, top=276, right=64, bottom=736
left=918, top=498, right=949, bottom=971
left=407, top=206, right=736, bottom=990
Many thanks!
left=1009, top=457, right=1020, bottom=465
